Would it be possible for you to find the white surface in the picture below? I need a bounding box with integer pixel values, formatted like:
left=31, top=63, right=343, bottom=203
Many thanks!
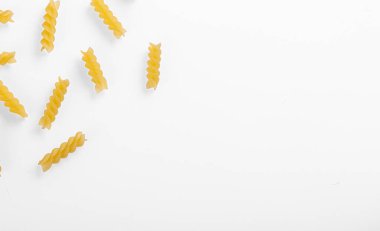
left=1, top=0, right=380, bottom=230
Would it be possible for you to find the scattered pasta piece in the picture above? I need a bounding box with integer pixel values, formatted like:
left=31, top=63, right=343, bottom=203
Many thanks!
left=41, top=0, right=60, bottom=52
left=146, top=43, right=161, bottom=90
left=38, top=132, right=86, bottom=172
left=0, top=80, right=27, bottom=118
left=0, top=10, right=14, bottom=24
left=81, top=47, right=108, bottom=92
left=39, top=77, right=69, bottom=129
left=0, top=52, right=16, bottom=66
left=91, top=0, right=126, bottom=38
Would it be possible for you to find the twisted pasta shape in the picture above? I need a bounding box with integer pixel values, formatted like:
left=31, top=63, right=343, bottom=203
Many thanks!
left=0, top=80, right=27, bottom=118
left=146, top=43, right=161, bottom=90
left=39, top=77, right=69, bottom=129
left=41, top=0, right=60, bottom=52
left=38, top=132, right=86, bottom=172
left=81, top=47, right=108, bottom=92
left=0, top=10, right=14, bottom=24
left=91, top=0, right=126, bottom=38
left=0, top=52, right=16, bottom=65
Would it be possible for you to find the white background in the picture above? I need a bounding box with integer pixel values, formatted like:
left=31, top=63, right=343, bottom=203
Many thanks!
left=0, top=0, right=380, bottom=230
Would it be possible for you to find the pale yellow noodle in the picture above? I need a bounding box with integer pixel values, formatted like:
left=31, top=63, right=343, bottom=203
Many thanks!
left=41, top=0, right=60, bottom=52
left=0, top=52, right=16, bottom=65
left=91, top=0, right=126, bottom=38
left=0, top=10, right=14, bottom=24
left=0, top=80, right=27, bottom=118
left=38, top=132, right=86, bottom=172
left=81, top=47, right=108, bottom=92
left=39, top=77, right=69, bottom=129
left=146, top=43, right=161, bottom=90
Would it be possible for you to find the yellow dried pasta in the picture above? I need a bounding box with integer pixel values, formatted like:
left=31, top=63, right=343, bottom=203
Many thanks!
left=0, top=10, right=14, bottom=24
left=41, top=0, right=60, bottom=52
left=0, top=52, right=16, bottom=66
left=0, top=80, right=27, bottom=118
left=146, top=43, right=161, bottom=90
left=39, top=77, right=69, bottom=129
left=38, top=132, right=86, bottom=172
left=81, top=47, right=108, bottom=92
left=91, top=0, right=126, bottom=38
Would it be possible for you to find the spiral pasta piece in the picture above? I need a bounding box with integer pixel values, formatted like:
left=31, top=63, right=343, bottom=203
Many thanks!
left=38, top=132, right=86, bottom=172
left=0, top=80, right=27, bottom=118
left=41, top=0, right=60, bottom=52
left=0, top=10, right=14, bottom=24
left=39, top=77, right=69, bottom=129
left=0, top=52, right=16, bottom=66
left=81, top=47, right=108, bottom=92
left=146, top=43, right=161, bottom=90
left=91, top=0, right=126, bottom=38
